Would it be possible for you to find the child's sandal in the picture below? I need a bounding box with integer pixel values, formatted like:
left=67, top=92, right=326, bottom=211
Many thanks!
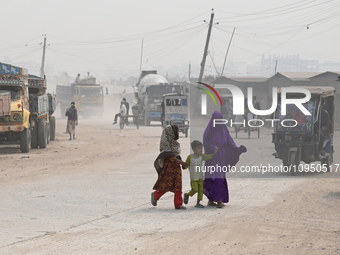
left=195, top=204, right=204, bottom=208
left=183, top=193, right=189, bottom=204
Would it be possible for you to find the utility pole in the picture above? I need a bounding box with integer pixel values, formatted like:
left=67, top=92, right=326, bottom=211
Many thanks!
left=274, top=60, right=278, bottom=74
left=139, top=39, right=144, bottom=80
left=40, top=35, right=47, bottom=79
left=198, top=10, right=214, bottom=83
left=221, top=27, right=235, bottom=77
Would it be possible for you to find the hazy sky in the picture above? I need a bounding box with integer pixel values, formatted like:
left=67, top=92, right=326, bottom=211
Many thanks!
left=1, top=0, right=339, bottom=80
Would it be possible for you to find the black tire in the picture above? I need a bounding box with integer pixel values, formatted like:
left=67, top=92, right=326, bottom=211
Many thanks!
left=289, top=151, right=298, bottom=176
left=38, top=119, right=47, bottom=149
left=31, top=120, right=38, bottom=148
left=46, top=122, right=50, bottom=145
left=50, top=116, right=56, bottom=141
left=20, top=123, right=31, bottom=153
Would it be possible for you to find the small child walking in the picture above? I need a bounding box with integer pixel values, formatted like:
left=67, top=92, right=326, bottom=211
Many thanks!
left=183, top=140, right=218, bottom=208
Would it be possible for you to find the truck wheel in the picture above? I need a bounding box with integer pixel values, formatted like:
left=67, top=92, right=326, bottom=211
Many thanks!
left=46, top=122, right=50, bottom=144
left=38, top=119, right=47, bottom=149
left=50, top=116, right=56, bottom=141
left=20, top=123, right=31, bottom=153
left=289, top=150, right=299, bottom=176
left=31, top=120, right=39, bottom=148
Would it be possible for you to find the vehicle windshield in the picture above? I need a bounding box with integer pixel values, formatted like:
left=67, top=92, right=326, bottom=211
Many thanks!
left=0, top=86, right=21, bottom=100
left=80, top=87, right=102, bottom=97
left=148, top=85, right=182, bottom=98
left=165, top=98, right=187, bottom=106
left=276, top=99, right=316, bottom=133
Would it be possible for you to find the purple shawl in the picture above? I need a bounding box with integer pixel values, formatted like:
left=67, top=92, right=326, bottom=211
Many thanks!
left=203, top=111, right=246, bottom=179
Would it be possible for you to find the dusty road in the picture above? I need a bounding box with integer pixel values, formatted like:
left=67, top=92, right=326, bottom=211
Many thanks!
left=0, top=113, right=339, bottom=254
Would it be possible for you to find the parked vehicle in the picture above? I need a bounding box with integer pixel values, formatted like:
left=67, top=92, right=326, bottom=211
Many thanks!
left=0, top=63, right=31, bottom=152
left=0, top=63, right=56, bottom=153
left=162, top=93, right=189, bottom=137
left=28, top=75, right=56, bottom=148
left=272, top=86, right=335, bottom=175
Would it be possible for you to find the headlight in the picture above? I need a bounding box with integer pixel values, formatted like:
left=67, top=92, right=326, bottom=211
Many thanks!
left=13, top=114, right=21, bottom=121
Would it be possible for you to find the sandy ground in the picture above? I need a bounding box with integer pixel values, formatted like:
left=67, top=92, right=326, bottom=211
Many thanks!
left=0, top=97, right=339, bottom=254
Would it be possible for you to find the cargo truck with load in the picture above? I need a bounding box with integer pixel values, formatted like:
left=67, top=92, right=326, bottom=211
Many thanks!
left=132, top=70, right=186, bottom=126
left=56, top=74, right=104, bottom=118
left=0, top=63, right=56, bottom=153
left=28, top=74, right=56, bottom=149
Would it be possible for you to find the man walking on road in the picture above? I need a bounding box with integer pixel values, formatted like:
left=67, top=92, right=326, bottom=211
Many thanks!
left=65, top=102, right=78, bottom=140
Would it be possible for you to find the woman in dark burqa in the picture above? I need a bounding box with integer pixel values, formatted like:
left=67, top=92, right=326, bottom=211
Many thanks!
left=151, top=124, right=188, bottom=209
left=203, top=111, right=247, bottom=208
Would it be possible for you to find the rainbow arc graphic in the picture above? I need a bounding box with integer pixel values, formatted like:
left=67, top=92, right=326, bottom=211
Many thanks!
left=196, top=82, right=222, bottom=106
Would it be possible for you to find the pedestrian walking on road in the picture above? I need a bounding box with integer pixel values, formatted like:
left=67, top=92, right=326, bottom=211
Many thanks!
left=203, top=111, right=247, bottom=208
left=151, top=124, right=188, bottom=209
left=65, top=102, right=78, bottom=140
left=183, top=140, right=218, bottom=208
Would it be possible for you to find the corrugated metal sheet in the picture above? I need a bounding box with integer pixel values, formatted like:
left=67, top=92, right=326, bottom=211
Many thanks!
left=220, top=76, right=268, bottom=82
left=278, top=72, right=321, bottom=81
left=278, top=86, right=335, bottom=97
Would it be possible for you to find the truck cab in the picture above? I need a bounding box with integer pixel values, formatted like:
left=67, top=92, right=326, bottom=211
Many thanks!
left=73, top=85, right=104, bottom=117
left=56, top=74, right=104, bottom=118
left=133, top=70, right=185, bottom=126
left=0, top=63, right=31, bottom=152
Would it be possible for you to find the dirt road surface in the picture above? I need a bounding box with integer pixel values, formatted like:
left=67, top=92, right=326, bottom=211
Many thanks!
left=0, top=110, right=339, bottom=254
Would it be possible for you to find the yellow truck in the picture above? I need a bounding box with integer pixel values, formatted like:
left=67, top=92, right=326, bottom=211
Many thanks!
left=56, top=74, right=104, bottom=118
left=0, top=63, right=56, bottom=153
left=0, top=63, right=31, bottom=152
